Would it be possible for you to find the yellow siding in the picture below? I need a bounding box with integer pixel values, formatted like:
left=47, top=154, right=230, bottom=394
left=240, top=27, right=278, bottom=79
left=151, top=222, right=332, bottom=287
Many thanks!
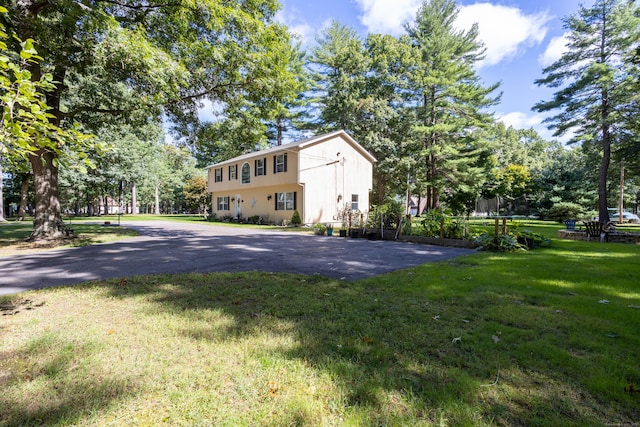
left=207, top=132, right=374, bottom=226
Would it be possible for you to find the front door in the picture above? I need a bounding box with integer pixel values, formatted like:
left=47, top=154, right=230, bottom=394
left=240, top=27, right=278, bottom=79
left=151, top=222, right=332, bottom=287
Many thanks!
left=235, top=194, right=241, bottom=219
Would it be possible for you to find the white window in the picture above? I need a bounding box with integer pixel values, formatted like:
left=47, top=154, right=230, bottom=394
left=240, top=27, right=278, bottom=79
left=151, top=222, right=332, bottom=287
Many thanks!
left=276, top=192, right=296, bottom=211
left=241, top=163, right=251, bottom=184
left=274, top=153, right=287, bottom=173
left=229, top=165, right=237, bottom=180
left=351, top=194, right=359, bottom=211
left=214, top=168, right=223, bottom=183
left=217, top=196, right=230, bottom=211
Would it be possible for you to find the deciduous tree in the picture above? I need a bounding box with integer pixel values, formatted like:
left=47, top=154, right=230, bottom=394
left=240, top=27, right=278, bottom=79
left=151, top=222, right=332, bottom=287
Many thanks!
left=2, top=0, right=295, bottom=240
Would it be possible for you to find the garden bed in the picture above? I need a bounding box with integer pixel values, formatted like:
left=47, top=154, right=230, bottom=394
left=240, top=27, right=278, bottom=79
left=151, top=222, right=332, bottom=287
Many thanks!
left=558, top=229, right=640, bottom=243
left=363, top=229, right=480, bottom=249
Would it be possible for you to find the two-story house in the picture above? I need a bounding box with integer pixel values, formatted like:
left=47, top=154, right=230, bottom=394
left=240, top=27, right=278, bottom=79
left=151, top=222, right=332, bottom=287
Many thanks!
left=205, top=130, right=376, bottom=225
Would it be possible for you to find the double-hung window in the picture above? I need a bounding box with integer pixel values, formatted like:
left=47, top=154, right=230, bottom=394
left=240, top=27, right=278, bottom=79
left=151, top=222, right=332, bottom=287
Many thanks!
left=255, top=158, right=266, bottom=176
left=217, top=196, right=230, bottom=211
left=214, top=168, right=223, bottom=183
left=229, top=165, right=237, bottom=180
left=351, top=194, right=359, bottom=211
left=274, top=153, right=287, bottom=174
left=275, top=192, right=296, bottom=211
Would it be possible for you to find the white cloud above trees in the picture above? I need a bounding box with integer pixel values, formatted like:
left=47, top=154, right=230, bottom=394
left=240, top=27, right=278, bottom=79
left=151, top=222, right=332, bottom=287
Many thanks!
left=453, top=3, right=551, bottom=68
left=355, top=0, right=551, bottom=68
left=539, top=33, right=570, bottom=67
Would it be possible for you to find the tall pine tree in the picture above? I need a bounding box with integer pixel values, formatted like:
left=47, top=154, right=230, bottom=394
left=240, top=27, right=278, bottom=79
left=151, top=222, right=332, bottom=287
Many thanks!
left=405, top=0, right=499, bottom=212
left=534, top=0, right=640, bottom=223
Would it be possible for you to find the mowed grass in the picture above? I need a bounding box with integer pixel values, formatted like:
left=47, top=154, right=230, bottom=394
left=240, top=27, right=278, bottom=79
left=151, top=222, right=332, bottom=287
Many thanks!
left=1, top=222, right=639, bottom=425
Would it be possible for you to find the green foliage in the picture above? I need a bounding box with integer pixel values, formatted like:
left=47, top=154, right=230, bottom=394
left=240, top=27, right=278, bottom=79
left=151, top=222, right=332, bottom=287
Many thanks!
left=312, top=223, right=327, bottom=235
left=291, top=210, right=301, bottom=226
left=405, top=210, right=468, bottom=239
left=183, top=176, right=209, bottom=214
left=367, top=199, right=404, bottom=230
left=534, top=0, right=640, bottom=223
left=405, top=0, right=500, bottom=212
left=475, top=232, right=526, bottom=252
left=0, top=18, right=94, bottom=167
left=474, top=221, right=551, bottom=251
left=541, top=202, right=586, bottom=223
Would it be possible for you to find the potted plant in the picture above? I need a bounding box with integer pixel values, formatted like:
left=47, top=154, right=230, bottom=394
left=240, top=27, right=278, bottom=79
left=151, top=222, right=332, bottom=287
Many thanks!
left=326, top=223, right=334, bottom=236
left=338, top=203, right=350, bottom=237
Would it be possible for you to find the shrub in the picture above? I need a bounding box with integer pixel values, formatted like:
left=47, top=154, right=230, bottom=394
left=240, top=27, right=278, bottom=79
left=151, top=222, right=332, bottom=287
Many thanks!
left=541, top=202, right=585, bottom=223
left=475, top=229, right=550, bottom=252
left=475, top=233, right=526, bottom=252
left=368, top=199, right=404, bottom=230
left=409, top=210, right=467, bottom=239
left=291, top=210, right=302, bottom=226
left=312, top=223, right=327, bottom=235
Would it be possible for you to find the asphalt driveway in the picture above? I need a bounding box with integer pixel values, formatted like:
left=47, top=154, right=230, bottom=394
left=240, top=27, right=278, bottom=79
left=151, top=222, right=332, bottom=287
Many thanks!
left=0, top=221, right=474, bottom=295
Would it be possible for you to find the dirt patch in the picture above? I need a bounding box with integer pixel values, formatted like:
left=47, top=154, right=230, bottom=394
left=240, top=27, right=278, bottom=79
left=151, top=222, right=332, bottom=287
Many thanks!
left=0, top=299, right=47, bottom=316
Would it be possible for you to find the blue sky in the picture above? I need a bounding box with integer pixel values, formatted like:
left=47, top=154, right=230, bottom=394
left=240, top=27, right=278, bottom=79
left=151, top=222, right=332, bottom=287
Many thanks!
left=277, top=0, right=589, bottom=141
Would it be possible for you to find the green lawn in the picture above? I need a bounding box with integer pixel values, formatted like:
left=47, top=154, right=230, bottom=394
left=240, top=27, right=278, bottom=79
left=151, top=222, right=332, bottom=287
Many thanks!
left=0, top=222, right=139, bottom=256
left=1, top=221, right=639, bottom=426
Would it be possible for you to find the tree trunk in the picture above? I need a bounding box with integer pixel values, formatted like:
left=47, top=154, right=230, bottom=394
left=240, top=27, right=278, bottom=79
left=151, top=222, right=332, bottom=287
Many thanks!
left=0, top=159, right=5, bottom=222
left=154, top=184, right=160, bottom=215
left=131, top=181, right=138, bottom=215
left=598, top=123, right=611, bottom=223
left=17, top=174, right=30, bottom=221
left=29, top=150, right=71, bottom=240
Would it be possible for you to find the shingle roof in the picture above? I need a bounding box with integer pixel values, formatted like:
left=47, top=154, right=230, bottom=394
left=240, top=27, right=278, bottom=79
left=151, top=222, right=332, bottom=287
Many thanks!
left=204, top=130, right=375, bottom=169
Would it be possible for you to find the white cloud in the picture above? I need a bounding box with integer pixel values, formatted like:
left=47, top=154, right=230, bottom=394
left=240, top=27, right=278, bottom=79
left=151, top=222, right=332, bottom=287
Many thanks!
left=498, top=111, right=572, bottom=143
left=539, top=33, right=569, bottom=67
left=354, top=0, right=422, bottom=35
left=354, top=1, right=551, bottom=68
left=456, top=3, right=551, bottom=68
left=275, top=8, right=315, bottom=45
left=499, top=111, right=547, bottom=130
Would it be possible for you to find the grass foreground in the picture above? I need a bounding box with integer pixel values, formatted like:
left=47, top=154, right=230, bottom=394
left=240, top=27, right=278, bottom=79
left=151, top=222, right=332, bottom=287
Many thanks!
left=1, top=221, right=639, bottom=425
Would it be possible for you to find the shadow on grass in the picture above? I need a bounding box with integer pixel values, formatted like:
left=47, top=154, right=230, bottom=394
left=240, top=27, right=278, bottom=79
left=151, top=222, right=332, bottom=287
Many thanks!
left=0, top=333, right=135, bottom=426
left=91, top=252, right=639, bottom=425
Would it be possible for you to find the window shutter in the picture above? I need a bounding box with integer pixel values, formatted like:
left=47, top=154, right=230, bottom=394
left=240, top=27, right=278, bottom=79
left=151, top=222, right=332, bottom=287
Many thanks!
left=273, top=156, right=276, bottom=174
left=235, top=165, right=238, bottom=179
left=293, top=191, right=297, bottom=210
left=274, top=193, right=278, bottom=211
left=228, top=166, right=231, bottom=180
left=264, top=157, right=267, bottom=175
left=254, top=159, right=258, bottom=176
left=284, top=153, right=288, bottom=172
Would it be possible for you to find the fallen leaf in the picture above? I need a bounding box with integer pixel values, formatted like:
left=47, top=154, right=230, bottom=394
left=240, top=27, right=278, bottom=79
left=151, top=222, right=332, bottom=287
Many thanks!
left=599, top=299, right=610, bottom=304
left=267, top=381, right=281, bottom=396
left=432, top=315, right=440, bottom=321
left=492, top=335, right=500, bottom=343
left=452, top=337, right=461, bottom=344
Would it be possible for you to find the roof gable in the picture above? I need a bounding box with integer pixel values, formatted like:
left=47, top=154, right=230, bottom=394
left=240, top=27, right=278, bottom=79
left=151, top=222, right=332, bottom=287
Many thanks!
left=205, top=130, right=376, bottom=169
